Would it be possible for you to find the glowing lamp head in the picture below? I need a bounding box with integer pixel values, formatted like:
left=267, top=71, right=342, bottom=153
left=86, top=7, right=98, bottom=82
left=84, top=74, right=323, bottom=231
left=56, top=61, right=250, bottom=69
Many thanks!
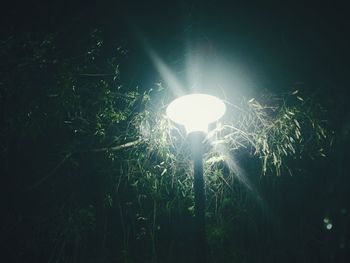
left=166, top=94, right=226, bottom=133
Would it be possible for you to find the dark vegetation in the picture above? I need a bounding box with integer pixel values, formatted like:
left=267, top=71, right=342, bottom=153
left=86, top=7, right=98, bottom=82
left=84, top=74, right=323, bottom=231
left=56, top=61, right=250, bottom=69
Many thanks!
left=1, top=22, right=348, bottom=263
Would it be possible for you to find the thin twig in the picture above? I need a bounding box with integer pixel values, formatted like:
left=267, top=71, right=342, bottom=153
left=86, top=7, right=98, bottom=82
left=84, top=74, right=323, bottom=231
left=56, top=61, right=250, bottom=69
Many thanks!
left=28, top=153, right=72, bottom=190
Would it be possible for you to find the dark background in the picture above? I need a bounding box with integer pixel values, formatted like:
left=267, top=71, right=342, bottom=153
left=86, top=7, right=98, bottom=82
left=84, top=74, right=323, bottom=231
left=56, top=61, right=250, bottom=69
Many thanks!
left=1, top=1, right=350, bottom=262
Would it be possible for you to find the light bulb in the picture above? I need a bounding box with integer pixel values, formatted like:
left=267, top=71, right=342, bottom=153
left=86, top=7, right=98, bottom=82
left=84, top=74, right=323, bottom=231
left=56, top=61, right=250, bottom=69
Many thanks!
left=166, top=94, right=226, bottom=133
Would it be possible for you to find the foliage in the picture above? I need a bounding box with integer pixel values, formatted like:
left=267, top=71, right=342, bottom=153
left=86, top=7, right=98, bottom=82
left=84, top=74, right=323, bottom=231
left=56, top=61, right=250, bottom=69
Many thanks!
left=0, top=31, right=330, bottom=262
left=215, top=92, right=329, bottom=176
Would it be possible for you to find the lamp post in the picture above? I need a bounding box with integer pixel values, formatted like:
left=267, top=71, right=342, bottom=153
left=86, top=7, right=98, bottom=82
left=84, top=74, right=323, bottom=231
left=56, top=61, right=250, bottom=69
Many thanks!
left=166, top=94, right=226, bottom=263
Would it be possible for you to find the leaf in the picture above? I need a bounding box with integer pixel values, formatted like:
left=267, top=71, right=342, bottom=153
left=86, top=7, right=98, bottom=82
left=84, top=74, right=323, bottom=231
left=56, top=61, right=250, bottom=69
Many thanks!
left=294, top=119, right=301, bottom=129
left=161, top=168, right=167, bottom=176
left=288, top=144, right=295, bottom=154
left=273, top=153, right=277, bottom=165
left=319, top=127, right=327, bottom=139
left=282, top=148, right=288, bottom=156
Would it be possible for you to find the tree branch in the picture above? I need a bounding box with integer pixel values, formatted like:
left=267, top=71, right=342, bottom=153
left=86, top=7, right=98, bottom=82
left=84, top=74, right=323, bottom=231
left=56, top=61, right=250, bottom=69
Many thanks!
left=87, top=139, right=142, bottom=153
left=28, top=139, right=142, bottom=190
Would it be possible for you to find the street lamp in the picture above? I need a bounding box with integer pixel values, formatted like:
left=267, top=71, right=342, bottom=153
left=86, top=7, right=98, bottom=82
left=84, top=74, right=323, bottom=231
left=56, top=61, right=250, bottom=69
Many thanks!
left=166, top=94, right=226, bottom=134
left=166, top=94, right=226, bottom=262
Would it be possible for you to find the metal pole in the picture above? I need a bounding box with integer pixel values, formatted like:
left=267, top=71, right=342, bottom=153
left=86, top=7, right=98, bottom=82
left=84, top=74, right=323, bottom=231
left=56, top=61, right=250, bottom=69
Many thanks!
left=189, top=132, right=207, bottom=263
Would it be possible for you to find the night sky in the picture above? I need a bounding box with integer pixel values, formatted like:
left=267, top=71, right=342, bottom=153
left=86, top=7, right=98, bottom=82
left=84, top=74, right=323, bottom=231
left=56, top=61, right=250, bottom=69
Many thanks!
left=1, top=1, right=350, bottom=262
